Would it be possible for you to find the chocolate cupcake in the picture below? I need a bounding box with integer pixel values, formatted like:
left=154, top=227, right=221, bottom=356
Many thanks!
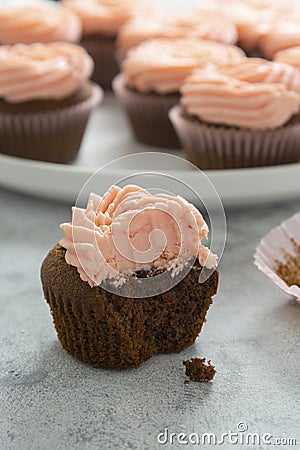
left=113, top=38, right=245, bottom=148
left=63, top=0, right=154, bottom=90
left=41, top=184, right=219, bottom=369
left=0, top=42, right=102, bottom=163
left=0, top=2, right=82, bottom=44
left=170, top=64, right=300, bottom=170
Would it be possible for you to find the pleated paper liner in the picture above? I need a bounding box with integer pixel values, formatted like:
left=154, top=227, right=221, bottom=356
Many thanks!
left=112, top=74, right=181, bottom=149
left=254, top=213, right=300, bottom=303
left=81, top=35, right=120, bottom=90
left=0, top=84, right=102, bottom=164
left=169, top=105, right=300, bottom=170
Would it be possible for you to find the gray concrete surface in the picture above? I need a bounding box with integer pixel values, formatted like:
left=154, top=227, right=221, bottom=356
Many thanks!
left=0, top=188, right=300, bottom=450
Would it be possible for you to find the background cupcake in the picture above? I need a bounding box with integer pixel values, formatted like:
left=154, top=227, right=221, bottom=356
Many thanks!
left=117, top=9, right=237, bottom=57
left=170, top=66, right=300, bottom=169
left=0, top=1, right=82, bottom=44
left=0, top=42, right=102, bottom=163
left=63, top=0, right=155, bottom=89
left=196, top=0, right=298, bottom=55
left=41, top=184, right=218, bottom=369
left=113, top=38, right=245, bottom=148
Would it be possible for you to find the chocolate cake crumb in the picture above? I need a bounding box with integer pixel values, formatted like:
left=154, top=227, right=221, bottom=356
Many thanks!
left=183, top=358, right=216, bottom=382
left=184, top=380, right=190, bottom=385
left=275, top=238, right=300, bottom=287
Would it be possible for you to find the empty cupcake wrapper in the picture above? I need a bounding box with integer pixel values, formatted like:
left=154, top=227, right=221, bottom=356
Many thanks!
left=169, top=106, right=300, bottom=170
left=254, top=212, right=300, bottom=302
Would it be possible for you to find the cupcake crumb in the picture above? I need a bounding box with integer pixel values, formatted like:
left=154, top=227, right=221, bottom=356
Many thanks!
left=184, top=379, right=190, bottom=385
left=183, top=358, right=216, bottom=383
left=275, top=238, right=300, bottom=287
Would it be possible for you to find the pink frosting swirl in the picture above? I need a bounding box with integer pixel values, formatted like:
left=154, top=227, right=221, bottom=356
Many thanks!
left=197, top=0, right=298, bottom=52
left=274, top=46, right=300, bottom=70
left=180, top=71, right=300, bottom=129
left=0, top=2, right=82, bottom=44
left=122, top=38, right=245, bottom=94
left=63, top=0, right=155, bottom=37
left=259, top=19, right=300, bottom=59
left=0, top=42, right=94, bottom=103
left=220, top=58, right=300, bottom=95
left=59, top=185, right=217, bottom=288
left=117, top=10, right=237, bottom=53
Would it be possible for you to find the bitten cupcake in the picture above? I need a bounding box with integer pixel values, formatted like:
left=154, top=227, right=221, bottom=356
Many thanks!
left=0, top=2, right=82, bottom=44
left=169, top=64, right=300, bottom=169
left=0, top=42, right=102, bottom=163
left=41, top=184, right=219, bottom=369
left=113, top=38, right=245, bottom=148
left=117, top=9, right=237, bottom=56
left=63, top=0, right=154, bottom=89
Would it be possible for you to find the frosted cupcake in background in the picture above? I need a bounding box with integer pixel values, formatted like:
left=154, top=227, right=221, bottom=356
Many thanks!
left=41, top=184, right=219, bottom=369
left=0, top=2, right=82, bottom=44
left=196, top=0, right=298, bottom=55
left=117, top=9, right=238, bottom=57
left=113, top=38, right=245, bottom=148
left=169, top=61, right=300, bottom=170
left=63, top=0, right=155, bottom=90
left=258, top=16, right=300, bottom=59
left=0, top=42, right=102, bottom=163
left=259, top=9, right=300, bottom=59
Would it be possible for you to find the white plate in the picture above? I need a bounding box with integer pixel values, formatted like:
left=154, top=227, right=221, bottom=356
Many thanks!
left=0, top=95, right=300, bottom=207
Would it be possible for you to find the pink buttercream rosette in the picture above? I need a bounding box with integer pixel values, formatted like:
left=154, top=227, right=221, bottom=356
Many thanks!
left=254, top=212, right=300, bottom=303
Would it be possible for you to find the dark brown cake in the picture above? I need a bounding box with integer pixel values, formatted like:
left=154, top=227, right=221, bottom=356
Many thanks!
left=183, top=358, right=216, bottom=382
left=0, top=83, right=92, bottom=114
left=41, top=244, right=219, bottom=369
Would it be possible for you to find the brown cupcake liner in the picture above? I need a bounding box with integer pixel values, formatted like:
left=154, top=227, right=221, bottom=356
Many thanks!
left=169, top=106, right=300, bottom=170
left=0, top=84, right=102, bottom=164
left=115, top=47, right=125, bottom=66
left=81, top=35, right=120, bottom=90
left=112, top=74, right=181, bottom=149
left=41, top=244, right=219, bottom=369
